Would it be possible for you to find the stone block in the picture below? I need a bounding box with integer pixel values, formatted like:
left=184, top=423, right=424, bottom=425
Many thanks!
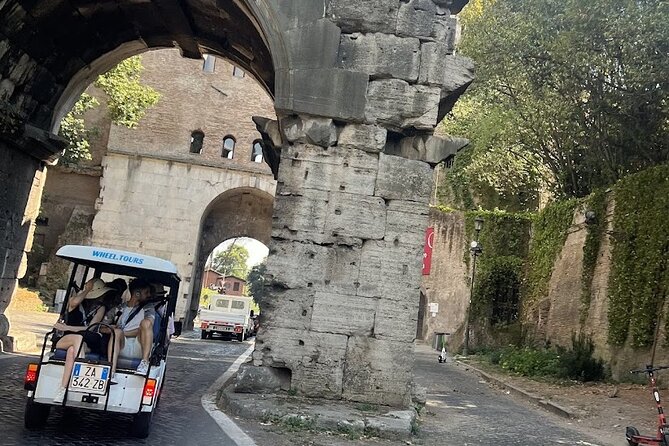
left=365, top=79, right=441, bottom=130
left=310, top=291, right=377, bottom=336
left=259, top=288, right=315, bottom=330
left=384, top=134, right=469, bottom=164
left=385, top=199, right=430, bottom=248
left=419, top=43, right=475, bottom=91
left=280, top=115, right=306, bottom=143
left=324, top=192, right=386, bottom=240
left=272, top=188, right=329, bottom=234
left=375, top=153, right=433, bottom=202
left=270, top=0, right=327, bottom=30
left=285, top=19, right=340, bottom=69
left=275, top=69, right=368, bottom=122
left=303, top=117, right=337, bottom=147
left=396, top=0, right=437, bottom=38
left=278, top=144, right=379, bottom=196
left=338, top=124, right=387, bottom=152
left=342, top=336, right=413, bottom=406
left=258, top=327, right=349, bottom=399
left=357, top=240, right=422, bottom=301
left=265, top=240, right=360, bottom=295
left=432, top=10, right=458, bottom=49
left=327, top=0, right=400, bottom=34
left=425, top=134, right=469, bottom=163
left=233, top=363, right=291, bottom=393
left=374, top=297, right=419, bottom=343
left=338, top=33, right=420, bottom=82
left=366, top=411, right=415, bottom=440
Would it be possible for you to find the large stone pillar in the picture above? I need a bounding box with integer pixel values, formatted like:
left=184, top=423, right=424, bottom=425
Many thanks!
left=0, top=143, right=47, bottom=343
left=0, top=106, right=64, bottom=346
left=252, top=118, right=433, bottom=406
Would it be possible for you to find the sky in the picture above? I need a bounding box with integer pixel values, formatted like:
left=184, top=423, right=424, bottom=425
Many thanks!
left=211, top=237, right=268, bottom=268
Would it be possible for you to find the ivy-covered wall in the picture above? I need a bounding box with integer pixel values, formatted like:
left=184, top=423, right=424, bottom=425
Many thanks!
left=608, top=166, right=669, bottom=348
left=462, top=211, right=532, bottom=349
left=429, top=165, right=669, bottom=375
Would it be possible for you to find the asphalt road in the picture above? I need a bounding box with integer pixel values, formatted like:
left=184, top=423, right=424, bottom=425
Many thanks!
left=0, top=331, right=249, bottom=446
left=413, top=344, right=611, bottom=446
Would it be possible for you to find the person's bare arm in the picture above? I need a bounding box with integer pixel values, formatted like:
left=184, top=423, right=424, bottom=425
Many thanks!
left=67, top=279, right=95, bottom=311
left=123, top=328, right=140, bottom=337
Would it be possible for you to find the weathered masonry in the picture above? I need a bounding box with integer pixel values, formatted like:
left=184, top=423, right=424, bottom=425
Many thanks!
left=0, top=0, right=473, bottom=406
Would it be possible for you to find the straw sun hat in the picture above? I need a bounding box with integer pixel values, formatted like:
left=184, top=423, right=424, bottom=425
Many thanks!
left=84, top=278, right=115, bottom=300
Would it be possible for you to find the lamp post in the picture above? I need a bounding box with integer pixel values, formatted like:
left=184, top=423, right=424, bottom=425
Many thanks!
left=463, top=216, right=484, bottom=356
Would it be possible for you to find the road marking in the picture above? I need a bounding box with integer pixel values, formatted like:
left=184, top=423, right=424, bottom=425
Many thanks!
left=169, top=355, right=233, bottom=363
left=201, top=343, right=257, bottom=446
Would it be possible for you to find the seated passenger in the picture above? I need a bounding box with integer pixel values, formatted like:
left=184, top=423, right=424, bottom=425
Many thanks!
left=115, top=279, right=155, bottom=374
left=52, top=278, right=116, bottom=403
left=96, top=278, right=127, bottom=379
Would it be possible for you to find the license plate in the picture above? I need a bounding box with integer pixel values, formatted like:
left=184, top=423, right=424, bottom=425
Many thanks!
left=213, top=325, right=233, bottom=332
left=69, top=362, right=110, bottom=395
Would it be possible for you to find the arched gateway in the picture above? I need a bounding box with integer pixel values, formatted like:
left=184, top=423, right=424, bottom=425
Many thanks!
left=0, top=0, right=474, bottom=406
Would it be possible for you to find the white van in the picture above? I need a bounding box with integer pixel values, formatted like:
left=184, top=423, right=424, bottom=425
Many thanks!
left=199, top=294, right=254, bottom=341
left=23, top=245, right=181, bottom=438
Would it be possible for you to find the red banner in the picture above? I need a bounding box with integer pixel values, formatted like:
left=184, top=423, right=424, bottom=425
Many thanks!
left=422, top=227, right=435, bottom=275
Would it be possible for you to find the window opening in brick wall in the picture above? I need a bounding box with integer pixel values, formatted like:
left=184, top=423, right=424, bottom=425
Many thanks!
left=222, top=136, right=235, bottom=159
left=233, top=282, right=240, bottom=291
left=203, top=55, right=216, bottom=73
left=190, top=130, right=204, bottom=154
left=252, top=140, right=264, bottom=163
left=232, top=66, right=245, bottom=78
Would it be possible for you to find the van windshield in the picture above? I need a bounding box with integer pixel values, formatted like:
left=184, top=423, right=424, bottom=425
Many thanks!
left=215, top=299, right=230, bottom=309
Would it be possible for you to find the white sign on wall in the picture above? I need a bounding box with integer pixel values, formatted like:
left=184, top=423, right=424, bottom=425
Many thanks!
left=429, top=302, right=439, bottom=317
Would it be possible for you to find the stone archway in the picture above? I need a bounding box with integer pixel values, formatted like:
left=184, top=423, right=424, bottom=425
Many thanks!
left=187, top=187, right=274, bottom=329
left=1, top=0, right=474, bottom=406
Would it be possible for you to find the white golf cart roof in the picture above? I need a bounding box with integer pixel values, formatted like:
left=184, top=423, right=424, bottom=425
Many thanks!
left=56, top=245, right=181, bottom=284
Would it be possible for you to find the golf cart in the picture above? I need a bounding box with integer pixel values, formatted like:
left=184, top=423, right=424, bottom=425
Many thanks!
left=23, top=245, right=181, bottom=438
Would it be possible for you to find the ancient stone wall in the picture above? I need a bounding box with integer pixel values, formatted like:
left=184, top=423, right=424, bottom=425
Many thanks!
left=1, top=0, right=474, bottom=406
left=0, top=144, right=46, bottom=342
left=253, top=121, right=432, bottom=406
left=92, top=154, right=275, bottom=318
left=419, top=209, right=470, bottom=346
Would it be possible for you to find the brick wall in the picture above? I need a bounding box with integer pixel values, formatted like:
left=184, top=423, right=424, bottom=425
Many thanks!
left=107, top=49, right=275, bottom=173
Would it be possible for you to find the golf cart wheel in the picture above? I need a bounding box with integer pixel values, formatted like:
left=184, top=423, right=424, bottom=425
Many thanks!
left=132, top=411, right=153, bottom=438
left=200, top=330, right=207, bottom=340
left=24, top=399, right=50, bottom=430
left=625, top=426, right=640, bottom=446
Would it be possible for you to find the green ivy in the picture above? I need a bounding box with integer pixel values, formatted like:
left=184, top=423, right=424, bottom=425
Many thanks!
left=463, top=211, right=532, bottom=326
left=608, top=165, right=669, bottom=347
left=580, top=190, right=608, bottom=325
left=523, top=199, right=579, bottom=312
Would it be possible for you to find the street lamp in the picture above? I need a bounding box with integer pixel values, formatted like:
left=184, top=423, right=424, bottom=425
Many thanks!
left=463, top=216, right=484, bottom=356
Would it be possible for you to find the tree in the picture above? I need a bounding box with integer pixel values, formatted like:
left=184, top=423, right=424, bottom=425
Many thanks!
left=246, top=263, right=267, bottom=304
left=442, top=0, right=669, bottom=200
left=59, top=55, right=161, bottom=165
left=212, top=243, right=250, bottom=279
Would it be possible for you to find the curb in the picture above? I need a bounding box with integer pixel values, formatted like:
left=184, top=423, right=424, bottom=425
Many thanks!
left=201, top=343, right=257, bottom=446
left=456, top=360, right=579, bottom=419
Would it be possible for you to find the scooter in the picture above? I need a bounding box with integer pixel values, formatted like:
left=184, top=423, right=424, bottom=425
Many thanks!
left=438, top=347, right=447, bottom=363
left=626, top=364, right=669, bottom=446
